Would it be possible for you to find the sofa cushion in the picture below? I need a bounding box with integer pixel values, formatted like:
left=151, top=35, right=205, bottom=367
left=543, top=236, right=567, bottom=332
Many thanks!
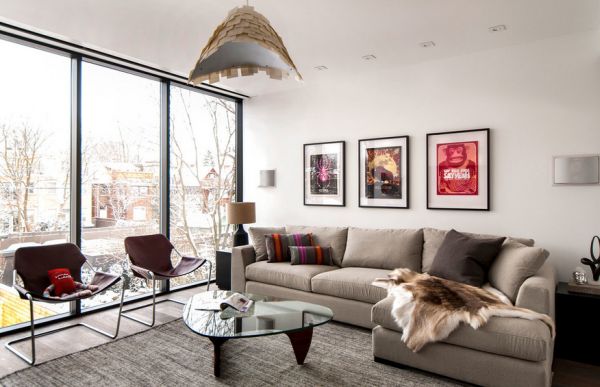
left=342, top=227, right=423, bottom=271
left=311, top=267, right=390, bottom=304
left=290, top=246, right=334, bottom=265
left=489, top=241, right=549, bottom=303
left=428, top=229, right=505, bottom=287
left=245, top=261, right=338, bottom=291
left=372, top=297, right=551, bottom=362
left=286, top=225, right=348, bottom=266
left=249, top=226, right=285, bottom=261
left=422, top=228, right=536, bottom=273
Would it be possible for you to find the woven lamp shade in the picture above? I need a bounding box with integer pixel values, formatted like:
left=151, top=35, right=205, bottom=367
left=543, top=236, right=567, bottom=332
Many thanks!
left=227, top=202, right=256, bottom=225
left=188, top=5, right=302, bottom=84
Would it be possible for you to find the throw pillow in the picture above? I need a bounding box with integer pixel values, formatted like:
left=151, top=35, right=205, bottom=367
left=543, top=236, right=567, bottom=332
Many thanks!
left=249, top=226, right=285, bottom=261
left=428, top=229, right=505, bottom=287
left=265, top=233, right=313, bottom=262
left=47, top=268, right=76, bottom=296
left=489, top=241, right=549, bottom=302
left=286, top=226, right=348, bottom=266
left=421, top=227, right=535, bottom=273
left=289, top=246, right=333, bottom=265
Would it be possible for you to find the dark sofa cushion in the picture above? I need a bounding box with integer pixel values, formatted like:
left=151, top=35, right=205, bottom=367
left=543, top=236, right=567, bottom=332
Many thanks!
left=289, top=246, right=333, bottom=265
left=428, top=229, right=505, bottom=287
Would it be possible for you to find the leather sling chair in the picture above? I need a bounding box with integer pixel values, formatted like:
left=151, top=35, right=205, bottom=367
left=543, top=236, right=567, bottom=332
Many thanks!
left=121, top=234, right=211, bottom=327
left=5, top=243, right=126, bottom=365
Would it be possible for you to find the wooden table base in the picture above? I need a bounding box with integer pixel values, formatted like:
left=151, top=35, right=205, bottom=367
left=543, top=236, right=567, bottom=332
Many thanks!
left=286, top=328, right=313, bottom=365
left=209, top=337, right=228, bottom=377
left=208, top=328, right=314, bottom=377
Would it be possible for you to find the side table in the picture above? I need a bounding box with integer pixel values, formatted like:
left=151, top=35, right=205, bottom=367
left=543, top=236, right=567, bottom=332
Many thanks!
left=215, top=250, right=232, bottom=290
left=555, top=282, right=600, bottom=365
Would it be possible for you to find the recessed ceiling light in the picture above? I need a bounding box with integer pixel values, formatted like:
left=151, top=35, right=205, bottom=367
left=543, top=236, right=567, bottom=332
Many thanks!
left=419, top=41, right=436, bottom=48
left=489, top=25, right=507, bottom=33
left=314, top=65, right=328, bottom=71
left=362, top=54, right=377, bottom=61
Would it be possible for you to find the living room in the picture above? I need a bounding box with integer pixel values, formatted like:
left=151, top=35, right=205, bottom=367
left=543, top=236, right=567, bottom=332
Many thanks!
left=0, top=1, right=599, bottom=386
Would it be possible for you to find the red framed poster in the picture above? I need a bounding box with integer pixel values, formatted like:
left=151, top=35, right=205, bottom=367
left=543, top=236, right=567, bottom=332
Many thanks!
left=427, top=129, right=489, bottom=210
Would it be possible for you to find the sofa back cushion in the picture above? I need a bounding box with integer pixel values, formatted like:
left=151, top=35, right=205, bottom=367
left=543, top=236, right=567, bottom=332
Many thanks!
left=286, top=225, right=348, bottom=266
left=342, top=227, right=423, bottom=271
left=489, top=241, right=549, bottom=303
left=249, top=226, right=286, bottom=261
left=422, top=227, right=535, bottom=273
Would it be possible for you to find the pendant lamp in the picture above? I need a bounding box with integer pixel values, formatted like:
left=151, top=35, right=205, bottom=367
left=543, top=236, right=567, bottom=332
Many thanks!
left=188, top=4, right=302, bottom=84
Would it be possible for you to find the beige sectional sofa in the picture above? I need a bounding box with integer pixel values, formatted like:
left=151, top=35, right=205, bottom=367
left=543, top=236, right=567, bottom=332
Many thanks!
left=231, top=226, right=556, bottom=387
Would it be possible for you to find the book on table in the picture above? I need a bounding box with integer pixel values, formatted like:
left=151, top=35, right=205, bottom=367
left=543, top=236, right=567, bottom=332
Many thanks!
left=196, top=292, right=254, bottom=313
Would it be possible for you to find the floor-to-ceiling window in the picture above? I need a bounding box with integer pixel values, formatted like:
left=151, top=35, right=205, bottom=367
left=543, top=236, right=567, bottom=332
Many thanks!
left=80, top=62, right=161, bottom=308
left=0, top=39, right=71, bottom=329
left=169, top=85, right=237, bottom=288
left=0, top=31, right=241, bottom=334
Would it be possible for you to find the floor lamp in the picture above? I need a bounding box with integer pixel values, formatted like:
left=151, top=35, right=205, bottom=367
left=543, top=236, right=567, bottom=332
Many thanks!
left=227, top=202, right=256, bottom=247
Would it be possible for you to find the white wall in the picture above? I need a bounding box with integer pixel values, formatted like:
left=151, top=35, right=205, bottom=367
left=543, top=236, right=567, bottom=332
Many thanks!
left=244, top=30, right=600, bottom=282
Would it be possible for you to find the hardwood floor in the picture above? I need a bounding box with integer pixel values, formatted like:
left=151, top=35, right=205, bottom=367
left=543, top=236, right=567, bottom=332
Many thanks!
left=553, top=358, right=600, bottom=387
left=2, top=290, right=599, bottom=386
left=0, top=286, right=202, bottom=378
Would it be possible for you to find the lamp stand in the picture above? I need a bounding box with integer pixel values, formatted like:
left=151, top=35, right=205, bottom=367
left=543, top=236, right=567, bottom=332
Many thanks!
left=233, top=224, right=249, bottom=247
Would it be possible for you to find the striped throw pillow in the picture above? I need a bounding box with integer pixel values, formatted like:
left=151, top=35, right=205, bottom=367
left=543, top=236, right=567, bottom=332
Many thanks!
left=289, top=246, right=333, bottom=265
left=265, top=233, right=313, bottom=262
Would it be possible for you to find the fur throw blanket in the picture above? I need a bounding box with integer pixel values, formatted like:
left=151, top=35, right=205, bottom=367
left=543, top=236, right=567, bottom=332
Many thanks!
left=373, top=268, right=555, bottom=352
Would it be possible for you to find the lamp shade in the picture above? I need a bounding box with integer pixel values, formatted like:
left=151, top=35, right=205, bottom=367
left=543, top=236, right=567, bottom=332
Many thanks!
left=188, top=5, right=302, bottom=84
left=227, top=202, right=256, bottom=225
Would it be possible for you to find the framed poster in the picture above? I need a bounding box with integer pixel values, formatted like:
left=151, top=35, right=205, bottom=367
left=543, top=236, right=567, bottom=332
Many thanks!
left=426, top=128, right=489, bottom=210
left=358, top=136, right=409, bottom=208
left=304, top=141, right=345, bottom=206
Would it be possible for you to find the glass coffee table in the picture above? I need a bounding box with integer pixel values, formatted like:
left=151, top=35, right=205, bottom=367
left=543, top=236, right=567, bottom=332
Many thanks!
left=183, top=290, right=333, bottom=377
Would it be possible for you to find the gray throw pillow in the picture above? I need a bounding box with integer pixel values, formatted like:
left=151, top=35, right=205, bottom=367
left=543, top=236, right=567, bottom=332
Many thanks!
left=249, top=226, right=285, bottom=261
left=489, top=241, right=549, bottom=303
left=428, top=229, right=505, bottom=287
left=422, top=227, right=535, bottom=273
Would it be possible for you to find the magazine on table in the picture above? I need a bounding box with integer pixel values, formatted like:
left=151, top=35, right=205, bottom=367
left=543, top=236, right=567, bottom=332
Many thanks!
left=196, top=293, right=254, bottom=313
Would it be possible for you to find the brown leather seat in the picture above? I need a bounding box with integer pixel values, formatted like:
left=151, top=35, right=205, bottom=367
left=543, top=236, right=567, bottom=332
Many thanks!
left=7, top=243, right=125, bottom=365
left=14, top=243, right=120, bottom=302
left=123, top=234, right=207, bottom=279
left=121, top=234, right=211, bottom=327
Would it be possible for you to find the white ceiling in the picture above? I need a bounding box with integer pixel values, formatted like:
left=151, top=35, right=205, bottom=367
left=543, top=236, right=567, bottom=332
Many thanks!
left=1, top=0, right=599, bottom=97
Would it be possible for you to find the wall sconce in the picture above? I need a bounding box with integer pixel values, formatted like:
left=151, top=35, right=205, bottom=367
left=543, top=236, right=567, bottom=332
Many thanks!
left=259, top=170, right=276, bottom=187
left=553, top=155, right=599, bottom=185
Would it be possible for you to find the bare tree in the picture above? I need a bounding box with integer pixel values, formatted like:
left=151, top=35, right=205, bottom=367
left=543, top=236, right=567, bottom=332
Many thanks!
left=170, top=89, right=236, bottom=262
left=107, top=182, right=138, bottom=221
left=0, top=123, right=46, bottom=232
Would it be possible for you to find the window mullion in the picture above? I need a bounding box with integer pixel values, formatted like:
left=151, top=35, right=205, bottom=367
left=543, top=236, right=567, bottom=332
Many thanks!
left=70, top=54, right=83, bottom=315
left=160, top=80, right=170, bottom=293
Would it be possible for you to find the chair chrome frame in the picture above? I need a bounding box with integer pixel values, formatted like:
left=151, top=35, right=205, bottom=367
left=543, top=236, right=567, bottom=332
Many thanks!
left=120, top=248, right=212, bottom=327
left=4, top=262, right=127, bottom=366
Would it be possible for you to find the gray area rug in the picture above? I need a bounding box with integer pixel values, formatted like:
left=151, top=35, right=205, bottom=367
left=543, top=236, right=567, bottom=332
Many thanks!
left=0, top=320, right=463, bottom=386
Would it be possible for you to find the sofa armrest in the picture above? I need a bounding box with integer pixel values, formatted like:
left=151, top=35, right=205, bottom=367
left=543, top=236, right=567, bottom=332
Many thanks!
left=231, top=245, right=256, bottom=292
left=515, top=262, right=557, bottom=320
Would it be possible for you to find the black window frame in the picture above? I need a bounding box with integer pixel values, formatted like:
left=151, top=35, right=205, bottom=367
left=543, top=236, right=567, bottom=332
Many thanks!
left=0, top=23, right=244, bottom=336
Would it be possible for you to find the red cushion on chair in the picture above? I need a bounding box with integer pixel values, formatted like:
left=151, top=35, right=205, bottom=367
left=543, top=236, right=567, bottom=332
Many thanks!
left=48, top=268, right=76, bottom=296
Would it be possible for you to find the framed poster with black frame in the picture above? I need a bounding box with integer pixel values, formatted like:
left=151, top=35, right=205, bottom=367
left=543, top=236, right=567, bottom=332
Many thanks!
left=303, top=140, right=345, bottom=206
left=358, top=136, right=409, bottom=209
left=426, top=128, right=490, bottom=211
